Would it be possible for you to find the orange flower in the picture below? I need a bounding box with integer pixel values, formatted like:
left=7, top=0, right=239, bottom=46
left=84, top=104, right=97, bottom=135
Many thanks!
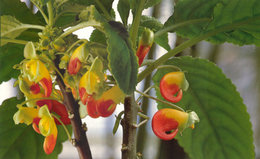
left=152, top=108, right=199, bottom=140
left=81, top=86, right=125, bottom=118
left=160, top=72, right=189, bottom=103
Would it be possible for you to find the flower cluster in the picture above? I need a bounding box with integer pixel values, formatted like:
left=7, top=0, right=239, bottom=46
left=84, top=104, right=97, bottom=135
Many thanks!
left=67, top=43, right=125, bottom=118
left=13, top=42, right=70, bottom=154
left=152, top=71, right=199, bottom=140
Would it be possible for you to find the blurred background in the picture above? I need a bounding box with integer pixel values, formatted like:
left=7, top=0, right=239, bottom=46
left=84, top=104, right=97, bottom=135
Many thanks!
left=1, top=0, right=259, bottom=158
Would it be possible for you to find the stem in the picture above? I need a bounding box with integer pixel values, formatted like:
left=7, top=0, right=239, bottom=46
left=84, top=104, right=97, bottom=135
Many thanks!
left=138, top=15, right=260, bottom=82
left=51, top=113, right=72, bottom=141
left=154, top=18, right=210, bottom=38
left=157, top=65, right=182, bottom=71
left=129, top=0, right=146, bottom=48
left=136, top=85, right=154, bottom=103
left=1, top=38, right=28, bottom=45
left=95, top=0, right=111, bottom=20
left=2, top=24, right=44, bottom=37
left=31, top=1, right=49, bottom=24
left=55, top=59, right=92, bottom=159
left=47, top=1, right=54, bottom=27
left=138, top=26, right=235, bottom=82
left=135, top=90, right=184, bottom=112
left=58, top=22, right=101, bottom=39
left=66, top=39, right=88, bottom=54
left=121, top=95, right=139, bottom=159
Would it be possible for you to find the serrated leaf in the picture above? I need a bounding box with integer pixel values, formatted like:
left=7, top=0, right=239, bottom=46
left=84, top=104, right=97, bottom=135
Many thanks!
left=168, top=0, right=260, bottom=46
left=153, top=56, right=254, bottom=159
left=0, top=0, right=44, bottom=25
left=89, top=29, right=107, bottom=45
left=104, top=22, right=138, bottom=94
left=79, top=6, right=138, bottom=94
left=0, top=97, right=71, bottom=159
left=0, top=44, right=24, bottom=84
left=140, top=16, right=170, bottom=51
left=117, top=0, right=130, bottom=25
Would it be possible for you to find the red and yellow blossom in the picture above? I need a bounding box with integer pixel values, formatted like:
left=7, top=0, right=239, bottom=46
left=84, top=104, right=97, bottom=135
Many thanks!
left=22, top=59, right=52, bottom=97
left=68, top=42, right=88, bottom=75
left=160, top=72, right=189, bottom=103
left=79, top=57, right=105, bottom=104
left=152, top=108, right=199, bottom=140
left=13, top=101, right=70, bottom=154
left=80, top=86, right=125, bottom=118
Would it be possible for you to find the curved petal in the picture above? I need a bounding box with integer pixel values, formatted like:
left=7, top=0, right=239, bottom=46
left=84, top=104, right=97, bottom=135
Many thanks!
left=160, top=82, right=183, bottom=103
left=13, top=106, right=39, bottom=125
left=160, top=72, right=186, bottom=103
left=51, top=100, right=70, bottom=125
left=152, top=109, right=179, bottom=140
left=86, top=97, right=100, bottom=118
left=39, top=78, right=52, bottom=97
left=96, top=100, right=116, bottom=117
left=44, top=134, right=57, bottom=154
left=68, top=57, right=81, bottom=75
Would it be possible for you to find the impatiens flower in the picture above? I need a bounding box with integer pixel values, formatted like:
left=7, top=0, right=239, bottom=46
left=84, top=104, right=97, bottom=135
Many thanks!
left=152, top=108, right=199, bottom=140
left=22, top=59, right=52, bottom=97
left=160, top=72, right=189, bottom=103
left=38, top=106, right=58, bottom=154
left=136, top=28, right=154, bottom=66
left=13, top=102, right=70, bottom=154
left=96, top=85, right=125, bottom=117
left=79, top=57, right=105, bottom=104
left=68, top=43, right=88, bottom=75
left=82, top=86, right=125, bottom=118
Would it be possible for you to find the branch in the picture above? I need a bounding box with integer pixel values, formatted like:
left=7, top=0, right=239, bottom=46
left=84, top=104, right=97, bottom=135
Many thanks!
left=54, top=58, right=92, bottom=159
left=121, top=95, right=139, bottom=159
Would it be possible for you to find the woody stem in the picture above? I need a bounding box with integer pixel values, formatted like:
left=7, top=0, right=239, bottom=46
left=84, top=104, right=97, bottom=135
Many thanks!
left=121, top=94, right=139, bottom=159
left=54, top=58, right=92, bottom=159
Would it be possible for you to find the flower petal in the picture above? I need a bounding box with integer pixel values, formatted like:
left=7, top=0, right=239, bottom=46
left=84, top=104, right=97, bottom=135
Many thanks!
left=96, top=100, right=116, bottom=117
left=13, top=106, right=39, bottom=125
left=152, top=109, right=179, bottom=140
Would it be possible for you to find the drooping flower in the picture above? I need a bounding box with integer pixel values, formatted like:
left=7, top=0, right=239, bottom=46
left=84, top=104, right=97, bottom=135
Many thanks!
left=152, top=108, right=199, bottom=140
left=38, top=106, right=58, bottom=154
left=68, top=43, right=88, bottom=75
left=80, top=86, right=125, bottom=118
left=79, top=57, right=105, bottom=104
left=22, top=59, right=52, bottom=97
left=160, top=72, right=189, bottom=103
left=13, top=102, right=70, bottom=154
left=136, top=28, right=154, bottom=66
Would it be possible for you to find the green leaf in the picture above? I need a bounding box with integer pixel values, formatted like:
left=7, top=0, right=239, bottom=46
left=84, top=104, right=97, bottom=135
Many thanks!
left=79, top=6, right=138, bottom=94
left=1, top=16, right=29, bottom=46
left=144, top=0, right=161, bottom=9
left=104, top=22, right=138, bottom=94
left=117, top=0, right=130, bottom=25
left=89, top=29, right=107, bottom=45
left=140, top=16, right=170, bottom=51
left=0, top=97, right=71, bottom=159
left=153, top=56, right=254, bottom=159
left=168, top=0, right=260, bottom=46
left=71, top=0, right=114, bottom=18
left=0, top=44, right=24, bottom=84
left=0, top=0, right=44, bottom=25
